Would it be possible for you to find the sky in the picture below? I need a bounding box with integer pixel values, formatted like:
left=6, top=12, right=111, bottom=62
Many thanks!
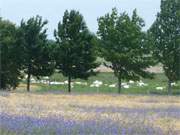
left=1, top=0, right=161, bottom=39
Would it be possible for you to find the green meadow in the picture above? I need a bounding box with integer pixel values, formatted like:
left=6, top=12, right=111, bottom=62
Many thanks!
left=18, top=72, right=180, bottom=95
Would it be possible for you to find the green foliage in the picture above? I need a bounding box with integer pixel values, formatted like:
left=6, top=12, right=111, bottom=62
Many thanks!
left=0, top=18, right=22, bottom=90
left=97, top=8, right=155, bottom=93
left=149, top=0, right=180, bottom=94
left=54, top=10, right=99, bottom=92
left=19, top=16, right=55, bottom=91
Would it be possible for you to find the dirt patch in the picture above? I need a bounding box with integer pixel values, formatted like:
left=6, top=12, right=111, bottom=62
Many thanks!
left=96, top=65, right=163, bottom=73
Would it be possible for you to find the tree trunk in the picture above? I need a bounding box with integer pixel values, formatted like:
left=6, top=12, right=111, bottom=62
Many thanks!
left=118, top=77, right=122, bottom=94
left=168, top=80, right=172, bottom=95
left=68, top=76, right=71, bottom=93
left=27, top=72, right=31, bottom=92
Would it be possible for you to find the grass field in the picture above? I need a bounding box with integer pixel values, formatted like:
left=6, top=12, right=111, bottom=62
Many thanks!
left=19, top=73, right=180, bottom=95
left=0, top=93, right=180, bottom=135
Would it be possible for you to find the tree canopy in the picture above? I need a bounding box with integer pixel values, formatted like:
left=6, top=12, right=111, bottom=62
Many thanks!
left=149, top=0, right=180, bottom=94
left=19, top=16, right=55, bottom=91
left=0, top=18, right=22, bottom=90
left=54, top=10, right=99, bottom=93
left=98, top=8, right=154, bottom=93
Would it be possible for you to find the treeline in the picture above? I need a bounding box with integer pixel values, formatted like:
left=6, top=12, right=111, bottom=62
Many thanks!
left=0, top=0, right=179, bottom=94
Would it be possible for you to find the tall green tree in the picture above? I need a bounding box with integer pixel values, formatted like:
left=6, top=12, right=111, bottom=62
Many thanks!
left=98, top=8, right=154, bottom=93
left=19, top=16, right=54, bottom=92
left=54, top=10, right=99, bottom=93
left=0, top=18, right=22, bottom=90
left=149, top=0, right=180, bottom=95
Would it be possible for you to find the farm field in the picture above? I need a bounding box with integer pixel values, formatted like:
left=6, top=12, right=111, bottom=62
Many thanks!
left=20, top=73, right=180, bottom=95
left=0, top=93, right=180, bottom=135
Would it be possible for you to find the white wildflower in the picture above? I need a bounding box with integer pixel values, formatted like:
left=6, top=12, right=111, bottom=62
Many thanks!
left=123, top=85, right=130, bottom=89
left=156, top=87, right=164, bottom=90
left=64, top=80, right=68, bottom=84
left=171, top=82, right=176, bottom=86
left=122, top=83, right=127, bottom=86
left=90, top=80, right=103, bottom=88
left=109, top=84, right=116, bottom=88
left=44, top=76, right=49, bottom=80
left=129, top=80, right=135, bottom=84
left=50, top=82, right=65, bottom=85
left=137, top=81, right=148, bottom=87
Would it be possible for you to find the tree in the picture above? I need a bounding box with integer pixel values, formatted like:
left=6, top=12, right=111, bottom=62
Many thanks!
left=0, top=18, right=22, bottom=90
left=97, top=8, right=154, bottom=93
left=19, top=16, right=55, bottom=92
left=149, top=0, right=180, bottom=95
left=54, top=10, right=99, bottom=93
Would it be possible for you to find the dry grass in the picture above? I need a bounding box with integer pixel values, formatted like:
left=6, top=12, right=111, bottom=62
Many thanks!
left=0, top=92, right=180, bottom=134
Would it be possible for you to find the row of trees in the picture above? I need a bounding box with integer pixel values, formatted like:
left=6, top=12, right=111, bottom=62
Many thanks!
left=0, top=11, right=99, bottom=93
left=0, top=0, right=179, bottom=94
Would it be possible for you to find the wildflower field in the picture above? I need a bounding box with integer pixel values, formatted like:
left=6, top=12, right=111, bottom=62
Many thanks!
left=1, top=73, right=180, bottom=135
left=0, top=92, right=180, bottom=135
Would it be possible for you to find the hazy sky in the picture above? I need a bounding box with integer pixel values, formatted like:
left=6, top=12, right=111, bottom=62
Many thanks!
left=1, top=0, right=161, bottom=39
